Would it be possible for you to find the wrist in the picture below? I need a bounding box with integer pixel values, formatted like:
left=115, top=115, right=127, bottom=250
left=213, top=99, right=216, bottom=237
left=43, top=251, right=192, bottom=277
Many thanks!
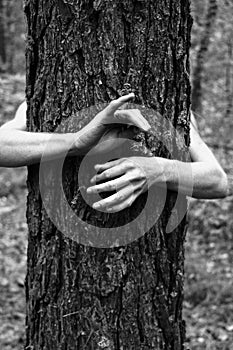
left=151, top=157, right=177, bottom=186
left=67, top=132, right=80, bottom=156
left=164, top=159, right=179, bottom=189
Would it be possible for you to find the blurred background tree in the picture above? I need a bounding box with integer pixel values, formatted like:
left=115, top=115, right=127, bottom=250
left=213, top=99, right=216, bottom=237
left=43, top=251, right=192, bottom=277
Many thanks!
left=0, top=1, right=233, bottom=349
left=0, top=0, right=25, bottom=73
left=191, top=0, right=233, bottom=148
left=191, top=0, right=218, bottom=114
left=0, top=0, right=7, bottom=68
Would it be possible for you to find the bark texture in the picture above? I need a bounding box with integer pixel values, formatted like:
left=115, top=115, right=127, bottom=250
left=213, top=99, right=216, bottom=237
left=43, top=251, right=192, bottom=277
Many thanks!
left=25, top=1, right=192, bottom=349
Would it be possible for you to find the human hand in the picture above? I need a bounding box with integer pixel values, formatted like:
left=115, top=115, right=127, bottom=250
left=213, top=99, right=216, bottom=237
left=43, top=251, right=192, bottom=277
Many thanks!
left=75, top=93, right=151, bottom=155
left=87, top=156, right=166, bottom=212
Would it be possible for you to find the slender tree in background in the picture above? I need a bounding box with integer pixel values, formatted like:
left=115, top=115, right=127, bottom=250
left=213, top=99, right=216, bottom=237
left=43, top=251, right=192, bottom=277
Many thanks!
left=191, top=0, right=218, bottom=113
left=0, top=0, right=25, bottom=73
left=225, top=37, right=233, bottom=120
left=0, top=0, right=6, bottom=66
left=223, top=1, right=233, bottom=121
left=25, top=1, right=192, bottom=349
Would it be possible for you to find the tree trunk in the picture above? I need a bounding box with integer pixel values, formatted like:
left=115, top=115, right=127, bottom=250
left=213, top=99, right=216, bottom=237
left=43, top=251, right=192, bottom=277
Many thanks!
left=0, top=0, right=6, bottom=65
left=191, top=0, right=218, bottom=114
left=225, top=37, right=233, bottom=120
left=25, top=1, right=192, bottom=349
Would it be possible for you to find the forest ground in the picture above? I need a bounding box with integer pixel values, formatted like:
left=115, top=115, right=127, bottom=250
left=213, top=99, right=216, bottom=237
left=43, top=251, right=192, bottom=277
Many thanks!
left=0, top=74, right=232, bottom=350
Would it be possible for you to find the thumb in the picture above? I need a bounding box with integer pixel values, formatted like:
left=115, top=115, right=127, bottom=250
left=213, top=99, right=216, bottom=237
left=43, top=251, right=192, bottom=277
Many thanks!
left=114, top=109, right=151, bottom=132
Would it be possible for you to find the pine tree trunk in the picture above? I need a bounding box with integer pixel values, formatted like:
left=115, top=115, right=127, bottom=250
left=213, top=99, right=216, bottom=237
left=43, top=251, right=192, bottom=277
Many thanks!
left=25, top=1, right=192, bottom=349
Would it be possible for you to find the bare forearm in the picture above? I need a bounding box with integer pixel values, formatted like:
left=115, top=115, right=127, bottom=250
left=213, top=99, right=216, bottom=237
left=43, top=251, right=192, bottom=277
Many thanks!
left=163, top=159, right=228, bottom=199
left=0, top=130, right=77, bottom=167
left=0, top=94, right=144, bottom=168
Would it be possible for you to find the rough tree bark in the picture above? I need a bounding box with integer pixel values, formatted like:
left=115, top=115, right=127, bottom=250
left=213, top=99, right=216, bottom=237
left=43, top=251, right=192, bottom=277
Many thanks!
left=25, top=1, right=192, bottom=349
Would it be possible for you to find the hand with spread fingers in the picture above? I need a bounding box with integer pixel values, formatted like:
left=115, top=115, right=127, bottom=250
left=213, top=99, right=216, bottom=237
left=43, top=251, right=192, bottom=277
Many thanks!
left=87, top=156, right=166, bottom=212
left=77, top=93, right=151, bottom=155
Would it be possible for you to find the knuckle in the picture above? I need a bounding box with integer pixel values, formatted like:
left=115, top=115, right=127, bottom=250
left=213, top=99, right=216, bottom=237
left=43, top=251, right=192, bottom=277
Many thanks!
left=137, top=166, right=146, bottom=178
left=124, top=159, right=134, bottom=169
left=116, top=193, right=122, bottom=201
left=107, top=183, right=114, bottom=191
left=138, top=170, right=145, bottom=179
left=95, top=175, right=101, bottom=183
left=104, top=171, right=110, bottom=179
left=131, top=168, right=143, bottom=180
left=117, top=192, right=124, bottom=201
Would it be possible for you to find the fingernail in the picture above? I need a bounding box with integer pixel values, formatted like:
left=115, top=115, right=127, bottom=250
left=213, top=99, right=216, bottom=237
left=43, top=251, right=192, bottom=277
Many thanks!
left=128, top=93, right=135, bottom=99
left=89, top=187, right=98, bottom=194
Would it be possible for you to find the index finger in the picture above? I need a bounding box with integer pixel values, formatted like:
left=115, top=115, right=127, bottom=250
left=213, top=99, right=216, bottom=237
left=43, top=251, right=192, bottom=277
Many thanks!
left=105, top=93, right=135, bottom=114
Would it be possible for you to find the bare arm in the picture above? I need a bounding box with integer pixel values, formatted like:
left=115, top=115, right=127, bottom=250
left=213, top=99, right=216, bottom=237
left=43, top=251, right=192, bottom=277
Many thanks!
left=0, top=102, right=77, bottom=167
left=165, top=113, right=228, bottom=199
left=0, top=94, right=149, bottom=168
